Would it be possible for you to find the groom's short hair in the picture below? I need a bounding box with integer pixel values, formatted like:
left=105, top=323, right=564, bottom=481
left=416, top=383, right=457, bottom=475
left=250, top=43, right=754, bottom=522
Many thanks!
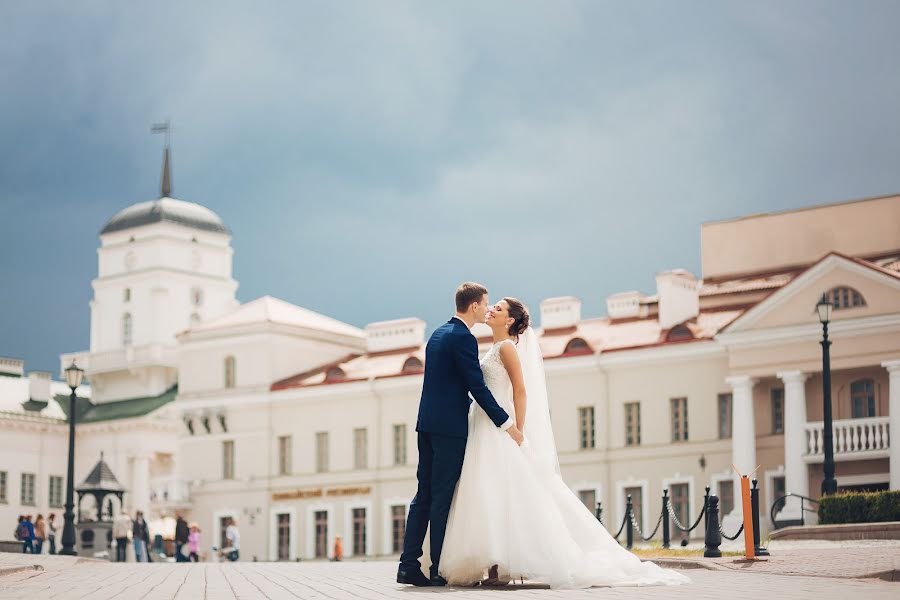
left=456, top=282, right=488, bottom=313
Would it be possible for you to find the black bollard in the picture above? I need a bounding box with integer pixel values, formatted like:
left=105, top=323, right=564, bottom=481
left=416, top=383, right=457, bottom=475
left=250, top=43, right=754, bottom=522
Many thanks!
left=704, top=494, right=722, bottom=558
left=703, top=485, right=711, bottom=533
left=625, top=494, right=634, bottom=550
left=661, top=489, right=671, bottom=549
left=595, top=501, right=603, bottom=525
left=751, top=479, right=769, bottom=556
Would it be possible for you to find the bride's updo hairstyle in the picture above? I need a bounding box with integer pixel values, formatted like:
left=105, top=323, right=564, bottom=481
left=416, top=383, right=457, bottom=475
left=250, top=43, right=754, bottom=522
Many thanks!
left=503, top=297, right=530, bottom=338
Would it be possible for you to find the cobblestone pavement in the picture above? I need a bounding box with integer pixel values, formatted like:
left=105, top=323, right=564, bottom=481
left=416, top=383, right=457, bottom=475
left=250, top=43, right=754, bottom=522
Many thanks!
left=0, top=556, right=898, bottom=600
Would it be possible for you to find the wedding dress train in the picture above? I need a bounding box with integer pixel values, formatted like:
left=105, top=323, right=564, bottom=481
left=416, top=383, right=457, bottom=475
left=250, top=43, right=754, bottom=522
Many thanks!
left=440, top=332, right=689, bottom=589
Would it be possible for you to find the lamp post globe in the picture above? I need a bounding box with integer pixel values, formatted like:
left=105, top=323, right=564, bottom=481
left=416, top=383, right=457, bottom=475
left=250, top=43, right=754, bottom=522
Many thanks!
left=816, top=295, right=838, bottom=496
left=60, top=361, right=84, bottom=556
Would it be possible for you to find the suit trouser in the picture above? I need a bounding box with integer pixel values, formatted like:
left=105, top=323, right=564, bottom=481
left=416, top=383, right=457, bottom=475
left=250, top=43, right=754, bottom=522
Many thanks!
left=116, top=538, right=127, bottom=562
left=399, top=431, right=466, bottom=578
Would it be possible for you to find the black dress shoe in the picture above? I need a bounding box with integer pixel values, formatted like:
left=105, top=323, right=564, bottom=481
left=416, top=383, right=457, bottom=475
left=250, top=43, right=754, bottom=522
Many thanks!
left=430, top=575, right=448, bottom=587
left=397, top=567, right=431, bottom=587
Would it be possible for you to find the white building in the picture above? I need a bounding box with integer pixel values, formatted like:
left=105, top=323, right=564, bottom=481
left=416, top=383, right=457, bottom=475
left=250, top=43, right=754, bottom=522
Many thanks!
left=1, top=156, right=898, bottom=561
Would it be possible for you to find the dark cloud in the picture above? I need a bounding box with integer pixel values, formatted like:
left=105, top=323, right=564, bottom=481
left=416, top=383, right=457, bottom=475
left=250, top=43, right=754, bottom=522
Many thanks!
left=2, top=1, right=900, bottom=371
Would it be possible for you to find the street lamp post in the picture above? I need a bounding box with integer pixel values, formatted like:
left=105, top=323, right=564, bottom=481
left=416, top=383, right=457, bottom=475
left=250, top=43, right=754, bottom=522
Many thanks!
left=816, top=295, right=838, bottom=496
left=59, top=361, right=84, bottom=556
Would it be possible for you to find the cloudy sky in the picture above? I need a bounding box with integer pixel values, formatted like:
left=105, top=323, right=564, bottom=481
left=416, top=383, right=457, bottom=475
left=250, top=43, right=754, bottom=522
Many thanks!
left=2, top=1, right=900, bottom=373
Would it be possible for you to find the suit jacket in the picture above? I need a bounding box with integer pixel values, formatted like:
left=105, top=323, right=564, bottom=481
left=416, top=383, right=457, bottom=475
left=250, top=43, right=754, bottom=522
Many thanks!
left=416, top=318, right=510, bottom=438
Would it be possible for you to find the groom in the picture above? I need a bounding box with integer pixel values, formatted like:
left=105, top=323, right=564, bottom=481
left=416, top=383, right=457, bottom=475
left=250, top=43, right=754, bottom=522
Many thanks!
left=397, top=282, right=524, bottom=587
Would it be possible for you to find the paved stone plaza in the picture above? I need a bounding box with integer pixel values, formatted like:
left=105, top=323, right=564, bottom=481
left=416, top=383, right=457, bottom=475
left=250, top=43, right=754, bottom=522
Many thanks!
left=1, top=550, right=898, bottom=600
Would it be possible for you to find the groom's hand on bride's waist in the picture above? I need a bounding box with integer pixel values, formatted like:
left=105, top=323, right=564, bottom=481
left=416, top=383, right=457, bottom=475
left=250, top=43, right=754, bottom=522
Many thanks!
left=506, top=425, right=524, bottom=446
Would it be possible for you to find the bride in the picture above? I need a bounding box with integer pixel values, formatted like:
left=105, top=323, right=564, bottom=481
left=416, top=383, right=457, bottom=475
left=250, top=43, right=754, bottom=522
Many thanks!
left=439, top=297, right=689, bottom=589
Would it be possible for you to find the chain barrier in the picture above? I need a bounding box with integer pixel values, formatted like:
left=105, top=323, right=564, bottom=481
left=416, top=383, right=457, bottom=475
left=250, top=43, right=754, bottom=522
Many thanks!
left=631, top=510, right=663, bottom=542
left=718, top=519, right=744, bottom=541
left=613, top=512, right=628, bottom=540
left=666, top=498, right=707, bottom=533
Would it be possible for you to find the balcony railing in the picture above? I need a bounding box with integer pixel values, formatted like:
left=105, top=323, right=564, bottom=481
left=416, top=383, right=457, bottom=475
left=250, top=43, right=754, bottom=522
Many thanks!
left=804, top=416, right=890, bottom=462
left=149, top=478, right=191, bottom=508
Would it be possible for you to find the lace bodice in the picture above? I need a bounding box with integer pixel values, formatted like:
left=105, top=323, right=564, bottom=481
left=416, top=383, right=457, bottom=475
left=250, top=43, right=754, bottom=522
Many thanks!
left=480, top=340, right=515, bottom=414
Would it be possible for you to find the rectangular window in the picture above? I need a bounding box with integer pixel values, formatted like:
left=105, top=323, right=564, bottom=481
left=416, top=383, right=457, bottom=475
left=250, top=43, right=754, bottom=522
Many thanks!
left=278, top=435, right=292, bottom=475
left=670, top=397, right=688, bottom=442
left=577, top=489, right=596, bottom=513
left=391, top=505, right=406, bottom=553
left=314, top=510, right=328, bottom=558
left=316, top=432, right=329, bottom=473
left=717, top=480, right=734, bottom=516
left=223, top=441, right=235, bottom=479
left=277, top=513, right=291, bottom=561
left=624, top=402, right=641, bottom=446
left=624, top=486, right=643, bottom=530
left=354, top=428, right=368, bottom=470
left=0, top=471, right=7, bottom=503
left=578, top=406, right=595, bottom=449
left=21, top=473, right=35, bottom=506
left=48, top=476, right=63, bottom=508
left=393, top=424, right=407, bottom=466
left=718, top=393, right=732, bottom=439
left=771, top=388, right=784, bottom=434
left=352, top=507, right=367, bottom=556
left=850, top=379, right=876, bottom=418
left=670, top=483, right=689, bottom=527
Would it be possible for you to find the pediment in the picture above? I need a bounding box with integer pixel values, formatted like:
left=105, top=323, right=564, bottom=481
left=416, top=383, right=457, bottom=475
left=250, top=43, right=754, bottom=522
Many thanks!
left=723, top=253, right=900, bottom=333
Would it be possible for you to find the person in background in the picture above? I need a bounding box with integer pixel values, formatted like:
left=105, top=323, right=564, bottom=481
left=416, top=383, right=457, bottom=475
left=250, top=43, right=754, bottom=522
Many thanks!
left=33, top=515, right=46, bottom=554
left=174, top=513, right=189, bottom=562
left=332, top=535, right=343, bottom=562
left=15, top=516, right=33, bottom=554
left=132, top=511, right=148, bottom=562
left=113, top=511, right=132, bottom=562
left=223, top=518, right=240, bottom=562
left=188, top=523, right=201, bottom=562
left=47, top=514, right=58, bottom=555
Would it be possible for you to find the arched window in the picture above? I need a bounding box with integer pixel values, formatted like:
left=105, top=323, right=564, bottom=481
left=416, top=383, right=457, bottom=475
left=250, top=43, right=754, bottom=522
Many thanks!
left=666, top=324, right=694, bottom=342
left=325, top=367, right=346, bottom=382
left=122, top=313, right=133, bottom=346
left=402, top=357, right=424, bottom=374
left=826, top=286, right=866, bottom=311
left=224, top=356, right=236, bottom=389
left=850, top=378, right=875, bottom=418
left=563, top=338, right=592, bottom=355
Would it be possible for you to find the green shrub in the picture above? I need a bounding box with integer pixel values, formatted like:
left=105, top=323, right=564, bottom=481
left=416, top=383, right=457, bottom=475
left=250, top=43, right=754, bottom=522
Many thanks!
left=818, top=490, right=900, bottom=524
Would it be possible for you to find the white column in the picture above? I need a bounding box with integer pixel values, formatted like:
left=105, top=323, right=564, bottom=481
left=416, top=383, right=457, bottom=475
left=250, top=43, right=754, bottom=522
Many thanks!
left=131, top=454, right=152, bottom=514
left=776, top=370, right=809, bottom=521
left=883, top=360, right=900, bottom=490
left=724, top=375, right=756, bottom=529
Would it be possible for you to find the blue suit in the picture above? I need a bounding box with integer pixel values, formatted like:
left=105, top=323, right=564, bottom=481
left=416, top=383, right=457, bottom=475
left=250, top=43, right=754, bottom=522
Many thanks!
left=400, top=317, right=511, bottom=578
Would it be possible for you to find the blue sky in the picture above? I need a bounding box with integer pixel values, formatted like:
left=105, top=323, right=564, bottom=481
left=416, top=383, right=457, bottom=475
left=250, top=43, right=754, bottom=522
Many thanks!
left=2, top=1, right=900, bottom=373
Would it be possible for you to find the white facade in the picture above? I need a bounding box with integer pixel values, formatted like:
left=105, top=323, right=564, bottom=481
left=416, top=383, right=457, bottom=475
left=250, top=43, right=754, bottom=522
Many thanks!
left=2, top=190, right=899, bottom=563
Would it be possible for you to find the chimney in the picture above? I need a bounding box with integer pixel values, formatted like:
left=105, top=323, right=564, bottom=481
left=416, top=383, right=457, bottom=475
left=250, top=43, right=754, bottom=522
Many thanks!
left=606, top=291, right=647, bottom=319
left=656, top=270, right=699, bottom=329
left=540, top=297, right=582, bottom=330
left=365, top=318, right=426, bottom=353
left=28, top=371, right=52, bottom=402
left=0, top=357, right=24, bottom=378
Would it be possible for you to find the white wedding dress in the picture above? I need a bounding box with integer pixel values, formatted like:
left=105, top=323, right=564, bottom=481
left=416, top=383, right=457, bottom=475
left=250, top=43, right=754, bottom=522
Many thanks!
left=440, top=331, right=689, bottom=589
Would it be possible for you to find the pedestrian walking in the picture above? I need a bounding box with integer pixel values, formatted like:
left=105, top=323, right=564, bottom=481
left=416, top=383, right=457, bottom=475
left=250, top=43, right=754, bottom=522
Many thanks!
left=33, top=515, right=46, bottom=554
left=47, top=513, right=58, bottom=554
left=132, top=511, right=148, bottom=562
left=113, top=512, right=132, bottom=562
left=188, top=523, right=201, bottom=562
left=175, top=513, right=189, bottom=562
left=15, top=516, right=33, bottom=554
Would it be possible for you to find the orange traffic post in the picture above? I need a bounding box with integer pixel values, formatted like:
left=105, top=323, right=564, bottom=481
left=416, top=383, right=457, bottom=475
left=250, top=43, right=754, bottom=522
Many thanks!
left=732, top=463, right=763, bottom=562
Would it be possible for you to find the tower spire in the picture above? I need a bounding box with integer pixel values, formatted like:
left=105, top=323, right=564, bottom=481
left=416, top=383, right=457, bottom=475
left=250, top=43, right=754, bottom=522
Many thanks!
left=151, top=120, right=172, bottom=198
